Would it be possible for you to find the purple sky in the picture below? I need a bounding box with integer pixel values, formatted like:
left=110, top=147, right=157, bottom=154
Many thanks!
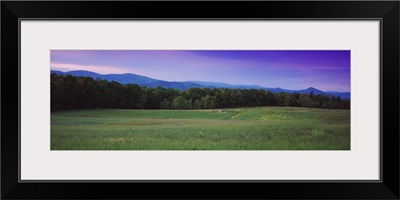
left=50, top=50, right=350, bottom=92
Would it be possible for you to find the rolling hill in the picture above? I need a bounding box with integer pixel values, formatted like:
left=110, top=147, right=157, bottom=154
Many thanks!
left=51, top=70, right=350, bottom=99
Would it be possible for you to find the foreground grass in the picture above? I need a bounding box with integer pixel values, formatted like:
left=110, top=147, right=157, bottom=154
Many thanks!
left=51, top=107, right=350, bottom=150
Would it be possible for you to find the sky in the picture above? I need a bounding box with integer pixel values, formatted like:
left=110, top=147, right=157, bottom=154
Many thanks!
left=50, top=50, right=350, bottom=92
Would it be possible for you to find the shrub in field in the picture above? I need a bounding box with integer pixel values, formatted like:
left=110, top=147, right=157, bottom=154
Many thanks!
left=311, top=129, right=325, bottom=136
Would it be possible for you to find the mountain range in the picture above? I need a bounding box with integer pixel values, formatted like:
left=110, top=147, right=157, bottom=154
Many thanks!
left=51, top=70, right=350, bottom=99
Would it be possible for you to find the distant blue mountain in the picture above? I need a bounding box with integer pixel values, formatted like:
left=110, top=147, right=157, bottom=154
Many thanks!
left=52, top=70, right=158, bottom=84
left=50, top=70, right=66, bottom=75
left=65, top=70, right=102, bottom=78
left=188, top=81, right=265, bottom=90
left=324, top=91, right=351, bottom=99
left=145, top=81, right=187, bottom=90
left=51, top=70, right=350, bottom=99
left=262, top=87, right=294, bottom=93
left=297, top=87, right=325, bottom=95
left=185, top=81, right=235, bottom=88
left=101, top=73, right=158, bottom=85
left=181, top=82, right=210, bottom=89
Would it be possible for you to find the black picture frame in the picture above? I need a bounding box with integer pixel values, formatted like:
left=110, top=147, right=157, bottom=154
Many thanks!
left=2, top=1, right=399, bottom=199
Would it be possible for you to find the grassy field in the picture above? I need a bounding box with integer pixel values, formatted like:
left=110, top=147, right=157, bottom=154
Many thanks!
left=51, top=107, right=350, bottom=150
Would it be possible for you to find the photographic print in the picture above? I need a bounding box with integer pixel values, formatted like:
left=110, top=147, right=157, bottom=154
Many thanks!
left=50, top=50, right=350, bottom=150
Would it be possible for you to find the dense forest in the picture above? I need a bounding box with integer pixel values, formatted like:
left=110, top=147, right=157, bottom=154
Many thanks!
left=51, top=74, right=350, bottom=111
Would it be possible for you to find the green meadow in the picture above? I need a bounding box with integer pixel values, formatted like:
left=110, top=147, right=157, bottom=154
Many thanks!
left=51, top=107, right=350, bottom=150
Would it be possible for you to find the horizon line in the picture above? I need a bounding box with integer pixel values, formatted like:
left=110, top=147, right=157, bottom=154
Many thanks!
left=50, top=69, right=350, bottom=93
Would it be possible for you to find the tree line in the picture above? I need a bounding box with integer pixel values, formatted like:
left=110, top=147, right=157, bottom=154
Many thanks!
left=51, top=73, right=350, bottom=111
